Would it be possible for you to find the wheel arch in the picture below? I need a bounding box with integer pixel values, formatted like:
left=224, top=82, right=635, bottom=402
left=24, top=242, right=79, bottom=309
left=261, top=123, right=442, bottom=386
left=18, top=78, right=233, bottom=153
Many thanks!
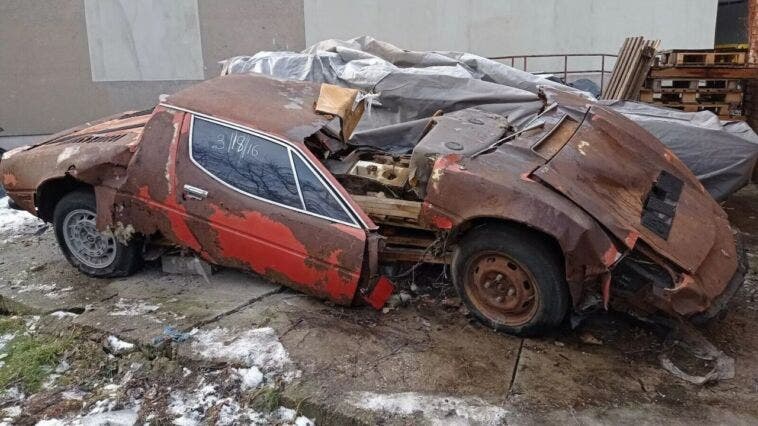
left=447, top=210, right=617, bottom=307
left=36, top=175, right=93, bottom=222
left=449, top=217, right=565, bottom=267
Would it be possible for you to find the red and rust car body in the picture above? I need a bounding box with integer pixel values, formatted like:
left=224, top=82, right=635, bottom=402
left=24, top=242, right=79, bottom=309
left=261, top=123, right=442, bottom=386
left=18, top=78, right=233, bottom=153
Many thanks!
left=0, top=74, right=746, bottom=322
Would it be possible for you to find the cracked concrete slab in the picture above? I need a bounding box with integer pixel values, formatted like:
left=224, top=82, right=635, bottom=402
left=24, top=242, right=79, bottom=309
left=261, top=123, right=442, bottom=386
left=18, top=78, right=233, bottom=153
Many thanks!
left=71, top=267, right=280, bottom=345
left=176, top=292, right=522, bottom=424
left=0, top=226, right=280, bottom=345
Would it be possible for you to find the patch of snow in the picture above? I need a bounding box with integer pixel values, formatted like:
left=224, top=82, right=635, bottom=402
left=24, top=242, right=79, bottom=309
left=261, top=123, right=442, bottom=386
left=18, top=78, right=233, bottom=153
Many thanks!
left=45, top=286, right=73, bottom=299
left=0, top=197, right=44, bottom=236
left=0, top=333, right=15, bottom=352
left=295, top=415, right=315, bottom=426
left=2, top=406, right=21, bottom=418
left=34, top=408, right=138, bottom=426
left=17, top=282, right=58, bottom=293
left=1, top=386, right=24, bottom=402
left=275, top=407, right=297, bottom=422
left=88, top=397, right=117, bottom=415
left=235, top=367, right=263, bottom=390
left=109, top=299, right=160, bottom=316
left=169, top=383, right=220, bottom=426
left=42, top=373, right=61, bottom=390
left=62, top=389, right=87, bottom=401
left=105, top=335, right=135, bottom=355
left=49, top=311, right=79, bottom=319
left=55, top=360, right=70, bottom=374
left=190, top=327, right=293, bottom=376
left=78, top=408, right=138, bottom=426
left=35, top=420, right=66, bottom=426
left=348, top=391, right=510, bottom=425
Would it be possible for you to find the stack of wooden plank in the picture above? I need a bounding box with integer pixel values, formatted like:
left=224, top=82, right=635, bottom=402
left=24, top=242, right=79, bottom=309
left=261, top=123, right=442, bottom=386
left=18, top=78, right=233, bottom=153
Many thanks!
left=601, top=37, right=661, bottom=100
left=640, top=48, right=755, bottom=120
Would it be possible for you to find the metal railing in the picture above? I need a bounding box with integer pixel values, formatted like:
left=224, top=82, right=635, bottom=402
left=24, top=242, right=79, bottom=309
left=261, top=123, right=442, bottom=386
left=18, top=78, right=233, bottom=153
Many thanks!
left=488, top=53, right=618, bottom=94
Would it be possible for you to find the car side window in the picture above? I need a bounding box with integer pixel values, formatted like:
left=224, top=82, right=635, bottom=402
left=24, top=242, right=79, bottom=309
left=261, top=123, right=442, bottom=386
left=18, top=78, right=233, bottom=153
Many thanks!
left=292, top=155, right=352, bottom=223
left=191, top=117, right=301, bottom=208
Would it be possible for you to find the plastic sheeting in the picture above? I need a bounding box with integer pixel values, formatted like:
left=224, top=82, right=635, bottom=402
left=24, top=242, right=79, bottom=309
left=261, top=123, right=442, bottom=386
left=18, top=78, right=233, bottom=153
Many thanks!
left=224, top=36, right=758, bottom=201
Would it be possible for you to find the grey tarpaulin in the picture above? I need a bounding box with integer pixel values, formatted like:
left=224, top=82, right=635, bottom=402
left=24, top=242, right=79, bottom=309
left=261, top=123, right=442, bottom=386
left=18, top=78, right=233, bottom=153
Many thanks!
left=223, top=36, right=758, bottom=200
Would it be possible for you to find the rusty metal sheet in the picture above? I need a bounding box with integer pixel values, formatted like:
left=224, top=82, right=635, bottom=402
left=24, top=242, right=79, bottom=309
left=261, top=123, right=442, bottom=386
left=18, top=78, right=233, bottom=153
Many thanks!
left=165, top=74, right=331, bottom=142
left=533, top=105, right=719, bottom=273
left=418, top=148, right=618, bottom=306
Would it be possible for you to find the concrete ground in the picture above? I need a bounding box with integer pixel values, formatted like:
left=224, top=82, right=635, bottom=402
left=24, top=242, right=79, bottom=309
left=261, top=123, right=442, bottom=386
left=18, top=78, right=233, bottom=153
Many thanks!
left=0, top=184, right=756, bottom=425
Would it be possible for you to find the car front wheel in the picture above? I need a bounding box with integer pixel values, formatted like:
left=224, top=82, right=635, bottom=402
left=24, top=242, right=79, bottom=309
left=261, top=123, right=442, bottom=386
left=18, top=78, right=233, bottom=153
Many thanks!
left=53, top=190, right=142, bottom=277
left=452, top=224, right=569, bottom=336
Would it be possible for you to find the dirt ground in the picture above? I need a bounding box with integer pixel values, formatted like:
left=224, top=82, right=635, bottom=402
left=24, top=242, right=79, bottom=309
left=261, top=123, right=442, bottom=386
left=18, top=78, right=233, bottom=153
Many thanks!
left=0, top=184, right=756, bottom=425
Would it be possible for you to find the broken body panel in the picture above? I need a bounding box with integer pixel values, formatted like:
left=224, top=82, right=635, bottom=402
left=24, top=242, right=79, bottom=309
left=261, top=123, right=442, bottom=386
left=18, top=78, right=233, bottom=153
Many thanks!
left=0, top=74, right=743, bottom=322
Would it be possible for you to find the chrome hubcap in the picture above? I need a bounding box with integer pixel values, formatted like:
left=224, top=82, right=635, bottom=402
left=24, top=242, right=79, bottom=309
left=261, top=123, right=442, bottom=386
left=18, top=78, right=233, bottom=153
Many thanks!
left=62, top=209, right=117, bottom=268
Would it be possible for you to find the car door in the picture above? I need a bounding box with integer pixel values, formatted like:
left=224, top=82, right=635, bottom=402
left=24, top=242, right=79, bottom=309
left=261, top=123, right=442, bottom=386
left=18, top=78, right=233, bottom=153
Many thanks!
left=172, top=113, right=368, bottom=305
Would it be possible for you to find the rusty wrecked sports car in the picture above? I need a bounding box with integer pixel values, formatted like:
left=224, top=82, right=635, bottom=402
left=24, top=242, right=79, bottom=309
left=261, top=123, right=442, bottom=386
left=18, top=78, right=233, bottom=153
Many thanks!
left=0, top=74, right=746, bottom=336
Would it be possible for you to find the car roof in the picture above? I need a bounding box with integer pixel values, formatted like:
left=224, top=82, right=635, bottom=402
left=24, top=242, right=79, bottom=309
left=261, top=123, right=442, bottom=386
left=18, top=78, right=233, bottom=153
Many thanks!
left=164, top=73, right=331, bottom=142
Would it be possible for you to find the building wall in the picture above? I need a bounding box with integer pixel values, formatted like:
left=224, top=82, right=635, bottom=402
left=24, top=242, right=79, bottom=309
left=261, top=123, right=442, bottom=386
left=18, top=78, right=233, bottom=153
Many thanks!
left=1, top=0, right=718, bottom=138
left=304, top=0, right=718, bottom=56
left=0, top=0, right=305, bottom=137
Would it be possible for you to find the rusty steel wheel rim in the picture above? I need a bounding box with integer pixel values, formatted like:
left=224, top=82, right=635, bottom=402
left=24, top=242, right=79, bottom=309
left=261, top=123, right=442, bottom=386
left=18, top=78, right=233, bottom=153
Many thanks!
left=465, top=251, right=540, bottom=326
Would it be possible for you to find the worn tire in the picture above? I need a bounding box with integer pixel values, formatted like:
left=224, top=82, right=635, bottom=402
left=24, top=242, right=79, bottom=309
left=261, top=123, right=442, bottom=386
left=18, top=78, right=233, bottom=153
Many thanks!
left=452, top=224, right=569, bottom=336
left=53, top=189, right=142, bottom=277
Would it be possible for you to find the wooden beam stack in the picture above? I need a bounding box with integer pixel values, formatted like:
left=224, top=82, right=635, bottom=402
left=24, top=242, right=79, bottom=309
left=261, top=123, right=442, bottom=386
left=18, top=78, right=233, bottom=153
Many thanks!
left=601, top=37, right=661, bottom=100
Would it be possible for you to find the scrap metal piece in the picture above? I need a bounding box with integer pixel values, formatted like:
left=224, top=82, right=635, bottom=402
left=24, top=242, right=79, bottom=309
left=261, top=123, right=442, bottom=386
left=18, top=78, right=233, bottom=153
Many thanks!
left=659, top=322, right=735, bottom=385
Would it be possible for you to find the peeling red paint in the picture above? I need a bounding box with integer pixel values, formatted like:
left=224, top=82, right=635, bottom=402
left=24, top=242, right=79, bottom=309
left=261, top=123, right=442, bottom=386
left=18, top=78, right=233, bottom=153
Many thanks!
left=430, top=214, right=454, bottom=230
left=208, top=205, right=360, bottom=304
left=624, top=231, right=640, bottom=248
left=601, top=244, right=620, bottom=267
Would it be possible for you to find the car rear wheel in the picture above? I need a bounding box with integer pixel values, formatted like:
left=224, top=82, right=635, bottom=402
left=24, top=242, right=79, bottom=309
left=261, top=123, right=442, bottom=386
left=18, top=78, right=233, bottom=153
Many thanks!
left=452, top=224, right=569, bottom=336
left=53, top=190, right=142, bottom=277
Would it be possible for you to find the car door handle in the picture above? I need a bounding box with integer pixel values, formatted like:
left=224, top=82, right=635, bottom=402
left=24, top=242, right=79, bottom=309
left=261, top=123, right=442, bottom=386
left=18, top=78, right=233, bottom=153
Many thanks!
left=183, top=184, right=208, bottom=200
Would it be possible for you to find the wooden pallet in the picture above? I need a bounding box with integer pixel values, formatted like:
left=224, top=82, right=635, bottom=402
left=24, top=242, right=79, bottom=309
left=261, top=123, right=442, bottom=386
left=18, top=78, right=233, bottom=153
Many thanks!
left=649, top=102, right=743, bottom=116
left=639, top=89, right=743, bottom=104
left=649, top=67, right=758, bottom=79
left=649, top=78, right=742, bottom=91
left=657, top=50, right=747, bottom=67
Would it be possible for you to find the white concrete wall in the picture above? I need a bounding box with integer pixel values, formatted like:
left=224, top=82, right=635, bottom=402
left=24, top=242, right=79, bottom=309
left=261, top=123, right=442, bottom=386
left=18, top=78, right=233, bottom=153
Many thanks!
left=304, top=0, right=718, bottom=57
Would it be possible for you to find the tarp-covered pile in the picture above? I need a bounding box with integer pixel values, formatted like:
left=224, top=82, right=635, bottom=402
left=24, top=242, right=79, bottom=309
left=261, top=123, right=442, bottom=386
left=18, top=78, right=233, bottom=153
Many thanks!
left=223, top=36, right=758, bottom=201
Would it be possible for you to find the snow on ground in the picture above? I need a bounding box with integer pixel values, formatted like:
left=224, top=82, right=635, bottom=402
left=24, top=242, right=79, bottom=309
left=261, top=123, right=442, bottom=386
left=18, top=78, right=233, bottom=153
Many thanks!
left=236, top=367, right=263, bottom=389
left=168, top=376, right=314, bottom=426
left=109, top=298, right=160, bottom=316
left=348, top=391, right=510, bottom=425
left=190, top=327, right=296, bottom=379
left=0, top=196, right=45, bottom=237
left=49, top=311, right=79, bottom=319
left=105, top=335, right=135, bottom=355
left=34, top=408, right=139, bottom=426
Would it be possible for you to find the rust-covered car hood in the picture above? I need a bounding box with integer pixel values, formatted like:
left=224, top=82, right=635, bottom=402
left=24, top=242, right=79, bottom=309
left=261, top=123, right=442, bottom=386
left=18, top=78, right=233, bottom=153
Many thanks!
left=1, top=111, right=150, bottom=201
left=534, top=105, right=725, bottom=272
left=532, top=102, right=739, bottom=315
